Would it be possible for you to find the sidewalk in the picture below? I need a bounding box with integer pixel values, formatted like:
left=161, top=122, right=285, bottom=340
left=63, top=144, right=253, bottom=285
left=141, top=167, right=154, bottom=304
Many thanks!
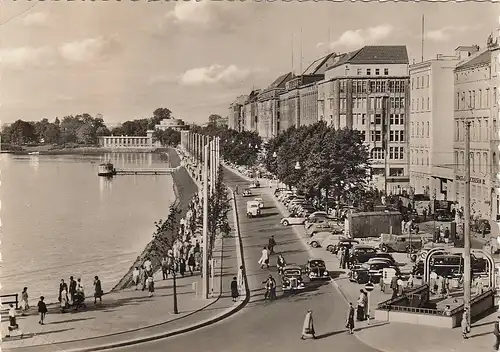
left=2, top=230, right=242, bottom=352
left=225, top=166, right=496, bottom=352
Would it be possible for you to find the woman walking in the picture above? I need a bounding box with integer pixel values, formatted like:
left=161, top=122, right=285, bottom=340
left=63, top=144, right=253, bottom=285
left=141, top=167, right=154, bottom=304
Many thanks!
left=60, top=287, right=69, bottom=312
left=38, top=296, right=47, bottom=325
left=231, top=277, right=239, bottom=302
left=301, top=309, right=315, bottom=339
left=188, top=254, right=196, bottom=275
left=346, top=302, right=355, bottom=334
left=94, top=276, right=103, bottom=304
left=461, top=307, right=470, bottom=339
left=20, top=287, right=29, bottom=316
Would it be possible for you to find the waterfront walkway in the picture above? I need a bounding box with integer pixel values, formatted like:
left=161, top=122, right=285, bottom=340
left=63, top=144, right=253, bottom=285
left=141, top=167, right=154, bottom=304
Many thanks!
left=2, top=230, right=242, bottom=352
left=228, top=167, right=497, bottom=352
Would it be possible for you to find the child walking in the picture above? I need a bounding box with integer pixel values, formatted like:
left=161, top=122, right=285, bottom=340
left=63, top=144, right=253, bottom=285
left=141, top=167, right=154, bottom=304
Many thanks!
left=38, top=296, right=48, bottom=325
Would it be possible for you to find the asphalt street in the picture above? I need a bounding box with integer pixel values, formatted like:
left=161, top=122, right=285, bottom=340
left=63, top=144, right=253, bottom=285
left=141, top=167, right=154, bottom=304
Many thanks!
left=114, top=169, right=381, bottom=352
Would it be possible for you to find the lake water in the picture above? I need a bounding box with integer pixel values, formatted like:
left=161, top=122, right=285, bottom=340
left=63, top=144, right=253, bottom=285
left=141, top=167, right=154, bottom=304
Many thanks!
left=0, top=152, right=174, bottom=304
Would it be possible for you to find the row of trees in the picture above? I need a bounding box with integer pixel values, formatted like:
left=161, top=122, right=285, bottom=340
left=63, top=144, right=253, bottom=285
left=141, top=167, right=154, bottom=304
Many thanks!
left=190, top=122, right=262, bottom=166
left=0, top=107, right=181, bottom=147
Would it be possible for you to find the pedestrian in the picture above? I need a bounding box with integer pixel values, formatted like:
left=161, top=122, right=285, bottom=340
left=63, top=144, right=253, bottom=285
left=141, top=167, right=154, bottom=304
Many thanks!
left=60, top=287, right=68, bottom=312
left=93, top=276, right=103, bottom=304
left=301, top=309, right=316, bottom=340
left=461, top=307, right=470, bottom=339
left=6, top=304, right=20, bottom=338
left=390, top=275, right=399, bottom=299
left=69, top=276, right=77, bottom=305
left=268, top=236, right=277, bottom=255
left=356, top=289, right=365, bottom=321
left=132, top=267, right=140, bottom=290
left=423, top=208, right=427, bottom=221
left=75, top=278, right=87, bottom=311
left=38, top=296, right=47, bottom=325
left=339, top=247, right=345, bottom=269
left=141, top=265, right=148, bottom=291
left=20, top=287, right=29, bottom=316
left=235, top=186, right=239, bottom=195
left=161, top=257, right=169, bottom=280
left=59, top=279, right=68, bottom=303
left=258, top=247, right=270, bottom=269
left=231, top=277, right=239, bottom=302
left=346, top=302, right=355, bottom=334
left=237, top=265, right=245, bottom=295
left=493, top=315, right=500, bottom=351
left=179, top=258, right=186, bottom=277
left=143, top=257, right=153, bottom=277
left=188, top=253, right=196, bottom=275
left=147, top=276, right=155, bottom=297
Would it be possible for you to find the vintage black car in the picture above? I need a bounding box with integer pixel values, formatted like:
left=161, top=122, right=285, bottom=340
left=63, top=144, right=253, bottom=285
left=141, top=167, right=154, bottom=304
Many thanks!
left=304, top=258, right=330, bottom=280
left=242, top=189, right=252, bottom=197
left=349, top=244, right=378, bottom=264
left=349, top=260, right=400, bottom=284
left=281, top=265, right=306, bottom=292
left=412, top=253, right=488, bottom=277
left=329, top=238, right=360, bottom=254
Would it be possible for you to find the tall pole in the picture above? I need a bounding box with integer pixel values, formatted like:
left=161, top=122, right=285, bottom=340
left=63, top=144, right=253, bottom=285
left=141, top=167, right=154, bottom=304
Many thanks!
left=384, top=96, right=389, bottom=196
left=464, top=122, right=471, bottom=324
left=421, top=14, right=425, bottom=62
left=202, top=143, right=210, bottom=299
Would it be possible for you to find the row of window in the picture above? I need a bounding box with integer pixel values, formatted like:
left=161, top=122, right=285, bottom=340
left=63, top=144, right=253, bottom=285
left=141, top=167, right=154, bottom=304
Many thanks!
left=455, top=118, right=496, bottom=142
left=356, top=68, right=390, bottom=76
left=411, top=97, right=430, bottom=112
left=455, top=87, right=497, bottom=110
left=411, top=149, right=429, bottom=166
left=411, top=75, right=430, bottom=90
left=411, top=121, right=430, bottom=138
left=345, top=80, right=406, bottom=94
left=370, top=147, right=405, bottom=160
left=454, top=150, right=495, bottom=174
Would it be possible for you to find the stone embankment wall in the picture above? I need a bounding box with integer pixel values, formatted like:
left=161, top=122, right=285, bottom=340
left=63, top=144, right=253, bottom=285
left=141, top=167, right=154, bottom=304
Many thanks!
left=111, top=148, right=199, bottom=291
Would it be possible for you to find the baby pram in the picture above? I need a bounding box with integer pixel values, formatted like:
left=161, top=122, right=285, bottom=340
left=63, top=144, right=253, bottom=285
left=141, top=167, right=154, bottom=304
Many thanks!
left=73, top=291, right=87, bottom=311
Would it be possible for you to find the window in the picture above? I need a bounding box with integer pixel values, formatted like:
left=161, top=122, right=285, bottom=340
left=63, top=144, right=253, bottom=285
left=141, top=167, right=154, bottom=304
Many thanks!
left=478, top=120, right=482, bottom=141
left=389, top=168, right=404, bottom=177
left=390, top=114, right=395, bottom=125
left=384, top=68, right=389, bottom=76
left=417, top=77, right=420, bottom=88
left=375, top=131, right=381, bottom=141
left=411, top=78, right=414, bottom=90
left=421, top=98, right=424, bottom=110
left=427, top=122, right=430, bottom=137
left=371, top=148, right=384, bottom=160
left=399, top=114, right=405, bottom=124
left=412, top=99, right=414, bottom=111
left=411, top=122, right=414, bottom=137
left=362, top=114, right=366, bottom=124
left=421, top=122, right=424, bottom=136
left=427, top=97, right=430, bottom=110
left=376, top=98, right=382, bottom=109
left=390, top=131, right=395, bottom=142
left=389, top=147, right=394, bottom=159
left=357, top=68, right=362, bottom=76
left=399, top=130, right=405, bottom=142
left=486, top=88, right=490, bottom=107
left=360, top=131, right=366, bottom=141
left=473, top=90, right=476, bottom=108
left=401, top=97, right=405, bottom=108
left=375, top=114, right=382, bottom=124
left=366, top=69, right=371, bottom=76
left=416, top=122, right=420, bottom=137
left=427, top=75, right=429, bottom=88
left=456, top=92, right=460, bottom=110
left=494, top=87, right=497, bottom=106
left=375, top=68, right=380, bottom=76
left=479, top=89, right=482, bottom=108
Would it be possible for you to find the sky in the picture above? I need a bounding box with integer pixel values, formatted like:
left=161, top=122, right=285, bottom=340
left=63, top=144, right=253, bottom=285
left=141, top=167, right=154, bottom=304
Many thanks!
left=0, top=1, right=499, bottom=126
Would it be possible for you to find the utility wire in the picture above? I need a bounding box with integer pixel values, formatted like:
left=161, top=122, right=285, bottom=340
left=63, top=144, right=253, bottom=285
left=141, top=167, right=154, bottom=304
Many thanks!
left=0, top=3, right=38, bottom=29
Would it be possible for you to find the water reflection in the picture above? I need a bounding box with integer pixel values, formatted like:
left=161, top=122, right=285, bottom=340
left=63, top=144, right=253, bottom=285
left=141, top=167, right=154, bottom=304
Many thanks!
left=100, top=153, right=154, bottom=167
left=99, top=176, right=113, bottom=201
left=29, top=156, right=39, bottom=172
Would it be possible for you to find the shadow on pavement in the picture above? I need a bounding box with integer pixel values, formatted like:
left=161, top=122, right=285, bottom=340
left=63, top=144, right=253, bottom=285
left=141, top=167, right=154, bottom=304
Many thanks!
left=355, top=321, right=390, bottom=332
left=315, top=329, right=346, bottom=340
left=257, top=212, right=280, bottom=218
left=49, top=317, right=95, bottom=325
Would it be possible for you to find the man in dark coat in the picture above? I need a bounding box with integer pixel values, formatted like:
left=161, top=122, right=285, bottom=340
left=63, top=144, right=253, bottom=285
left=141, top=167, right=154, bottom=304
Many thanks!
left=494, top=315, right=500, bottom=351
left=59, top=279, right=68, bottom=303
left=69, top=276, right=77, bottom=305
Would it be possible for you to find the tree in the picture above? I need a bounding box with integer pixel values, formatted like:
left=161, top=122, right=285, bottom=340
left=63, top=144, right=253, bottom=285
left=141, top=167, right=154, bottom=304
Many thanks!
left=8, top=120, right=36, bottom=145
left=153, top=128, right=181, bottom=147
left=43, top=123, right=60, bottom=144
left=96, top=126, right=111, bottom=137
left=76, top=124, right=95, bottom=144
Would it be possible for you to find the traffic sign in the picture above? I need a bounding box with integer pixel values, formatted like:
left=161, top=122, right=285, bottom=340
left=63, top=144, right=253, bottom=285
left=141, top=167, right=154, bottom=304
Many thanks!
left=365, top=282, right=375, bottom=292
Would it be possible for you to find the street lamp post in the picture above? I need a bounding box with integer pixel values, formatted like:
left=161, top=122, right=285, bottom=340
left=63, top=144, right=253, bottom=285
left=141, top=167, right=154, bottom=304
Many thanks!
left=171, top=258, right=179, bottom=314
left=202, top=143, right=210, bottom=299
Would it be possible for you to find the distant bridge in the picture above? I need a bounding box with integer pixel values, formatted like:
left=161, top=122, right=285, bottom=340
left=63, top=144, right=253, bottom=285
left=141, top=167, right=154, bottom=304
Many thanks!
left=114, top=167, right=176, bottom=175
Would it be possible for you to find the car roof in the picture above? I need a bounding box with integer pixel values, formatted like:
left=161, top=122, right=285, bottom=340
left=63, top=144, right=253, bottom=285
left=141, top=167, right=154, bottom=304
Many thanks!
left=354, top=244, right=376, bottom=249
left=283, top=265, right=302, bottom=270
left=308, top=258, right=325, bottom=262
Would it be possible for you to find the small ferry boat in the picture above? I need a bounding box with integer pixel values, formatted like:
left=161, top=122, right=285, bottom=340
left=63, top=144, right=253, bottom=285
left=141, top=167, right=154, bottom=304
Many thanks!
left=97, top=162, right=116, bottom=177
left=28, top=152, right=40, bottom=155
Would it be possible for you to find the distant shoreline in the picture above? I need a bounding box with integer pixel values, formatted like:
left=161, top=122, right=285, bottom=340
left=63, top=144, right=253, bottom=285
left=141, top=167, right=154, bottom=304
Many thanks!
left=1, top=145, right=160, bottom=155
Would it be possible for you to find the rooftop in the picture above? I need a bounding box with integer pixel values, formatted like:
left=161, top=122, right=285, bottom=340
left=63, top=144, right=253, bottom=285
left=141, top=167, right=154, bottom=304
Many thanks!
left=267, top=72, right=294, bottom=89
left=455, top=50, right=491, bottom=70
left=302, top=52, right=338, bottom=75
left=327, top=45, right=409, bottom=70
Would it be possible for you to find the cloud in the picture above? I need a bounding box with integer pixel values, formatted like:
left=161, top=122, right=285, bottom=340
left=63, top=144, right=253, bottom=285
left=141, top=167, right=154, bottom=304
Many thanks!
left=318, top=24, right=394, bottom=50
left=0, top=46, right=53, bottom=69
left=54, top=94, right=73, bottom=102
left=426, top=26, right=468, bottom=42
left=179, top=64, right=256, bottom=86
left=59, top=36, right=119, bottom=63
left=23, top=11, right=49, bottom=26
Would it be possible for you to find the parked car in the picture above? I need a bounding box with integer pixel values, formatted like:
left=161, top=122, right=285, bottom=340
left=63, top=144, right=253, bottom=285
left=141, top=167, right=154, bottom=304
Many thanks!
left=306, top=223, right=334, bottom=236
left=248, top=180, right=260, bottom=188
left=379, top=234, right=423, bottom=254
left=280, top=214, right=307, bottom=226
left=349, top=260, right=398, bottom=284
left=242, top=189, right=252, bottom=197
left=254, top=197, right=264, bottom=209
left=281, top=265, right=306, bottom=292
left=349, top=244, right=378, bottom=264
left=434, top=209, right=453, bottom=222
left=330, top=238, right=360, bottom=254
left=304, top=258, right=330, bottom=280
left=368, top=253, right=397, bottom=266
left=320, top=234, right=347, bottom=252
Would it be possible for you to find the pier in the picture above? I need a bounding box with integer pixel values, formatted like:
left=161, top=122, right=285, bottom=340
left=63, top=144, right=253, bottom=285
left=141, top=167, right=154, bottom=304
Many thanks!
left=114, top=168, right=175, bottom=175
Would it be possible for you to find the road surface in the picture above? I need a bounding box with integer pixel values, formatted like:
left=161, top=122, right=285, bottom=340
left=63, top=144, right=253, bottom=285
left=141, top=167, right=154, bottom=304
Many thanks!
left=114, top=169, right=381, bottom=352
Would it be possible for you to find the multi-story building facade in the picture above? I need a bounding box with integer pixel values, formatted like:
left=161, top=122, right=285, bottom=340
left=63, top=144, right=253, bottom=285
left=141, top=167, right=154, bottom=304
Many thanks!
left=242, top=90, right=260, bottom=132
left=454, top=39, right=500, bottom=220
left=409, top=53, right=466, bottom=201
left=257, top=73, right=294, bottom=140
left=279, top=53, right=340, bottom=132
left=228, top=95, right=247, bottom=131
left=490, top=36, right=500, bottom=221
left=317, top=45, right=410, bottom=193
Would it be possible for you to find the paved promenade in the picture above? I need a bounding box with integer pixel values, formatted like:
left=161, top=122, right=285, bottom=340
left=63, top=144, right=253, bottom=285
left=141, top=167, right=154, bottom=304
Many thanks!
left=2, top=226, right=242, bottom=352
left=233, top=171, right=497, bottom=352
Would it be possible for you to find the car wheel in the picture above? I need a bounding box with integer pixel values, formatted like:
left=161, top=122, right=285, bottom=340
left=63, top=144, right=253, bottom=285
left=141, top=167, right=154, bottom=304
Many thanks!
left=326, top=245, right=334, bottom=252
left=380, top=244, right=389, bottom=253
left=311, top=241, right=319, bottom=248
left=282, top=220, right=289, bottom=226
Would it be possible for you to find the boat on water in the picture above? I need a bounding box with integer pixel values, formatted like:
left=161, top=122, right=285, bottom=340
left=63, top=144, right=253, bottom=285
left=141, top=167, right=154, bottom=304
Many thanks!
left=98, top=162, right=116, bottom=177
left=28, top=152, right=40, bottom=155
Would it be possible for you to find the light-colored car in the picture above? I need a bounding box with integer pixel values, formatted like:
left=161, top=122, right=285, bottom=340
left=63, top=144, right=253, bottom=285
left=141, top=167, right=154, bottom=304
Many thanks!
left=254, top=197, right=264, bottom=209
left=280, top=214, right=307, bottom=226
left=246, top=201, right=261, bottom=218
left=308, top=211, right=328, bottom=219
left=305, top=222, right=333, bottom=236
left=317, top=234, right=346, bottom=251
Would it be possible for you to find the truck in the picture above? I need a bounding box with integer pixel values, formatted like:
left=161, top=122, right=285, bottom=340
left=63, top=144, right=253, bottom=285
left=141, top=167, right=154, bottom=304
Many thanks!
left=246, top=200, right=261, bottom=218
left=347, top=211, right=402, bottom=239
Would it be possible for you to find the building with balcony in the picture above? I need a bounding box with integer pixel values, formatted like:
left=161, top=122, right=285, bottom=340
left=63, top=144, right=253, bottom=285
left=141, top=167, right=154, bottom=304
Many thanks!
left=317, top=45, right=410, bottom=193
left=454, top=38, right=500, bottom=220
left=155, top=118, right=188, bottom=131
left=279, top=53, right=341, bottom=132
left=257, top=72, right=294, bottom=140
left=409, top=53, right=464, bottom=201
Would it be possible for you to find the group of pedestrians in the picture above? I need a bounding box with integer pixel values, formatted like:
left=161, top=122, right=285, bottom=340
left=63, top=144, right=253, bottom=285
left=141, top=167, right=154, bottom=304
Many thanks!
left=300, top=303, right=357, bottom=340
left=58, top=276, right=103, bottom=313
